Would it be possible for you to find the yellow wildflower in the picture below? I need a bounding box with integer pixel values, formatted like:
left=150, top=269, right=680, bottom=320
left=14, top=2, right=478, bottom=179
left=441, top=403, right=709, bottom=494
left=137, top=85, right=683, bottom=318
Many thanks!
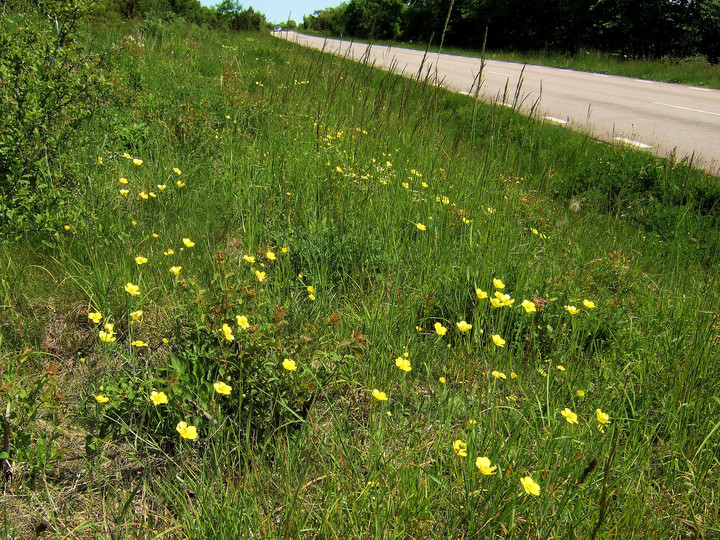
left=266, top=251, right=276, bottom=261
left=135, top=256, right=148, bottom=265
left=222, top=323, right=235, bottom=341
left=132, top=158, right=143, bottom=166
left=94, top=394, right=110, bottom=404
left=583, top=299, right=596, bottom=309
left=88, top=312, right=102, bottom=324
left=493, top=278, right=505, bottom=289
left=169, top=266, right=182, bottom=275
left=520, top=475, right=541, bottom=496
left=131, top=340, right=148, bottom=347
left=395, top=357, right=412, bottom=372
left=255, top=270, right=266, bottom=282
left=243, top=255, right=255, bottom=263
left=521, top=299, right=536, bottom=313
left=456, top=321, right=472, bottom=332
left=476, top=457, right=497, bottom=476
left=434, top=322, right=447, bottom=336
left=214, top=382, right=232, bottom=395
left=176, top=421, right=198, bottom=440
left=475, top=288, right=488, bottom=299
left=565, top=305, right=580, bottom=315
left=124, top=282, right=140, bottom=296
left=150, top=391, right=168, bottom=405
left=371, top=389, right=388, bottom=401
left=491, top=370, right=507, bottom=380
left=182, top=238, right=195, bottom=248
left=452, top=439, right=468, bottom=457
left=130, top=310, right=143, bottom=321
left=237, top=315, right=250, bottom=329
left=561, top=408, right=579, bottom=425
left=282, top=358, right=297, bottom=371
left=492, top=334, right=506, bottom=347
left=416, top=223, right=426, bottom=231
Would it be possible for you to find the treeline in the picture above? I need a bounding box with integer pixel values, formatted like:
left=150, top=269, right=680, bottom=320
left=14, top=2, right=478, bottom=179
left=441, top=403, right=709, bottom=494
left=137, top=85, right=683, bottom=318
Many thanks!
left=302, top=0, right=720, bottom=62
left=100, top=0, right=268, bottom=31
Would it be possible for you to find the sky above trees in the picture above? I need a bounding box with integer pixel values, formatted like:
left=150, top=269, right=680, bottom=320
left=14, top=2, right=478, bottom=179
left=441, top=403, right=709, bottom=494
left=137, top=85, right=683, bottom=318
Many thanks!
left=198, top=0, right=338, bottom=23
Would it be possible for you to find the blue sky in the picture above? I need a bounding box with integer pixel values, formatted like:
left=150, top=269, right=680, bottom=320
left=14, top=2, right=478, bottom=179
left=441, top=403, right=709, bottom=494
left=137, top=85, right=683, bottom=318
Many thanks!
left=198, top=1, right=340, bottom=24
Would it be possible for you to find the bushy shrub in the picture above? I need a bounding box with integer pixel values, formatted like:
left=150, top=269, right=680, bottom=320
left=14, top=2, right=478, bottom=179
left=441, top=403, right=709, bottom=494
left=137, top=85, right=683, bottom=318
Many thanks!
left=0, top=0, right=108, bottom=235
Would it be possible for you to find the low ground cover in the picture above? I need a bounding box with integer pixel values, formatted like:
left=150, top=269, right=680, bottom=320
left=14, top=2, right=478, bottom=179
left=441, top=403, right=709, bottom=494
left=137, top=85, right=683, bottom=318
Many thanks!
left=1, top=18, right=719, bottom=538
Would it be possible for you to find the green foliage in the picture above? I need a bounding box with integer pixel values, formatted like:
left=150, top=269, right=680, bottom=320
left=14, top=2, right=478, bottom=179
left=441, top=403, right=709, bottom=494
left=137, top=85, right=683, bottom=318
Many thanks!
left=0, top=0, right=109, bottom=235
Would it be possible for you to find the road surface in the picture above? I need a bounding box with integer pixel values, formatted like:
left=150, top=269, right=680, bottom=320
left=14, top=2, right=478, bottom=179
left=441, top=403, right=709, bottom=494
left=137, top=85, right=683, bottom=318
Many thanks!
left=274, top=31, right=720, bottom=174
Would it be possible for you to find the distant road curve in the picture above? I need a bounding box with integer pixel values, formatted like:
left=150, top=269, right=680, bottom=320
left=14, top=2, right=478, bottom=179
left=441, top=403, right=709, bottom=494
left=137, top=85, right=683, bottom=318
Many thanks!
left=274, top=31, right=720, bottom=174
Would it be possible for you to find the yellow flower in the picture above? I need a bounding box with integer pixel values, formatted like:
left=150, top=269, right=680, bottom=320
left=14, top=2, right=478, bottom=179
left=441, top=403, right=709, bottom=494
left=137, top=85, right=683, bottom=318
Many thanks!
left=149, top=192, right=156, bottom=198
left=561, top=408, right=579, bottom=425
left=132, top=158, right=143, bottom=166
left=214, top=381, right=232, bottom=395
left=490, top=297, right=504, bottom=308
left=510, top=372, right=517, bottom=379
left=395, top=357, right=412, bottom=372
left=521, top=299, right=536, bottom=313
left=182, top=238, right=195, bottom=248
left=255, top=270, right=266, bottom=282
left=520, top=475, right=541, bottom=496
left=596, top=408, right=611, bottom=426
left=416, top=223, right=426, bottom=231
left=123, top=152, right=131, bottom=159
left=169, top=266, right=182, bottom=275
left=452, top=439, right=468, bottom=457
left=491, top=370, right=507, bottom=380
left=135, top=256, right=148, bottom=265
left=439, top=376, right=446, bottom=384
left=119, top=189, right=129, bottom=196
left=176, top=421, right=198, bottom=440
left=157, top=184, right=166, bottom=191
left=173, top=167, right=182, bottom=175
left=476, top=457, right=497, bottom=476
left=434, top=322, right=447, bottom=336
left=243, top=255, right=255, bottom=264
left=237, top=315, right=250, bottom=329
left=97, top=156, right=103, bottom=165
left=493, top=278, right=505, bottom=289
left=492, top=334, right=506, bottom=347
left=557, top=365, right=565, bottom=371
left=495, top=292, right=515, bottom=306
left=282, top=358, right=297, bottom=372
left=125, top=282, right=140, bottom=296
left=88, top=312, right=102, bottom=324
left=531, top=227, right=538, bottom=235
left=565, top=305, right=580, bottom=315
left=456, top=320, right=472, bottom=332
left=576, top=390, right=585, bottom=398
left=266, top=251, right=276, bottom=261
left=176, top=180, right=185, bottom=188
left=99, top=331, right=116, bottom=343
left=164, top=249, right=174, bottom=256
left=150, top=391, right=168, bottom=405
left=131, top=340, right=148, bottom=347
left=104, top=322, right=114, bottom=333
left=281, top=247, right=288, bottom=253
left=130, top=310, right=143, bottom=321
left=307, top=285, right=314, bottom=294
left=119, top=177, right=128, bottom=184
left=94, top=394, right=110, bottom=404
left=371, top=389, right=388, bottom=401
left=131, top=220, right=137, bottom=226
left=475, top=288, right=488, bottom=300
left=139, top=191, right=148, bottom=200
left=336, top=166, right=343, bottom=173
left=222, top=323, right=235, bottom=341
left=583, top=299, right=596, bottom=309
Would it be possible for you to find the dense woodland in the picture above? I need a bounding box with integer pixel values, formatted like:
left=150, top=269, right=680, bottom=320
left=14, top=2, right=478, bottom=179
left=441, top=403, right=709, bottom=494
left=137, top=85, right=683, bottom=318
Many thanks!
left=302, top=0, right=720, bottom=62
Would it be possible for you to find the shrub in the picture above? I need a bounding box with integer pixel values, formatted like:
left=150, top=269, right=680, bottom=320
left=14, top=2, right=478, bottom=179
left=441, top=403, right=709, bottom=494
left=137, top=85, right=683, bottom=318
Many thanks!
left=0, top=0, right=108, bottom=236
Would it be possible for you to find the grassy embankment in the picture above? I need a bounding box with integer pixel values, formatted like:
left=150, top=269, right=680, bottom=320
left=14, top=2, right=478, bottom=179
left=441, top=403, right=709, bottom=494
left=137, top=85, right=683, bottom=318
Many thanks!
left=300, top=29, right=720, bottom=89
left=2, top=19, right=720, bottom=538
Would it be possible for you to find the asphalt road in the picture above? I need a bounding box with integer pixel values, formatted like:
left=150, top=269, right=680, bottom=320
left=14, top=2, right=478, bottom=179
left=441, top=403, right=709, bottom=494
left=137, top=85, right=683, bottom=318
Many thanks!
left=274, top=31, right=720, bottom=174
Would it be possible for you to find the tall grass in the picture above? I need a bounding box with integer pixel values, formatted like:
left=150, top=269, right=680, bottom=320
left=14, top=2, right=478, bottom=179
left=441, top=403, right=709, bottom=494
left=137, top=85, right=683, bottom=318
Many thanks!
left=1, top=19, right=719, bottom=538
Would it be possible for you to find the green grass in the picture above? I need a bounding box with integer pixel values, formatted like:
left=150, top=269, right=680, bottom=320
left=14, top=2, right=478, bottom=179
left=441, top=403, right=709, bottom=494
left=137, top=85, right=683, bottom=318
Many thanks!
left=1, top=19, right=720, bottom=538
left=302, top=29, right=720, bottom=89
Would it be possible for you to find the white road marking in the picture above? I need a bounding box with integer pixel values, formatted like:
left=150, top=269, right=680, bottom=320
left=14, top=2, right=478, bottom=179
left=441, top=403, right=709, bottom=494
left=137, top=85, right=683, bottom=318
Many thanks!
left=614, top=137, right=652, bottom=149
left=486, top=70, right=510, bottom=76
left=543, top=116, right=568, bottom=124
left=595, top=73, right=610, bottom=77
left=690, top=86, right=712, bottom=92
left=652, top=101, right=720, bottom=117
left=635, top=79, right=655, bottom=84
